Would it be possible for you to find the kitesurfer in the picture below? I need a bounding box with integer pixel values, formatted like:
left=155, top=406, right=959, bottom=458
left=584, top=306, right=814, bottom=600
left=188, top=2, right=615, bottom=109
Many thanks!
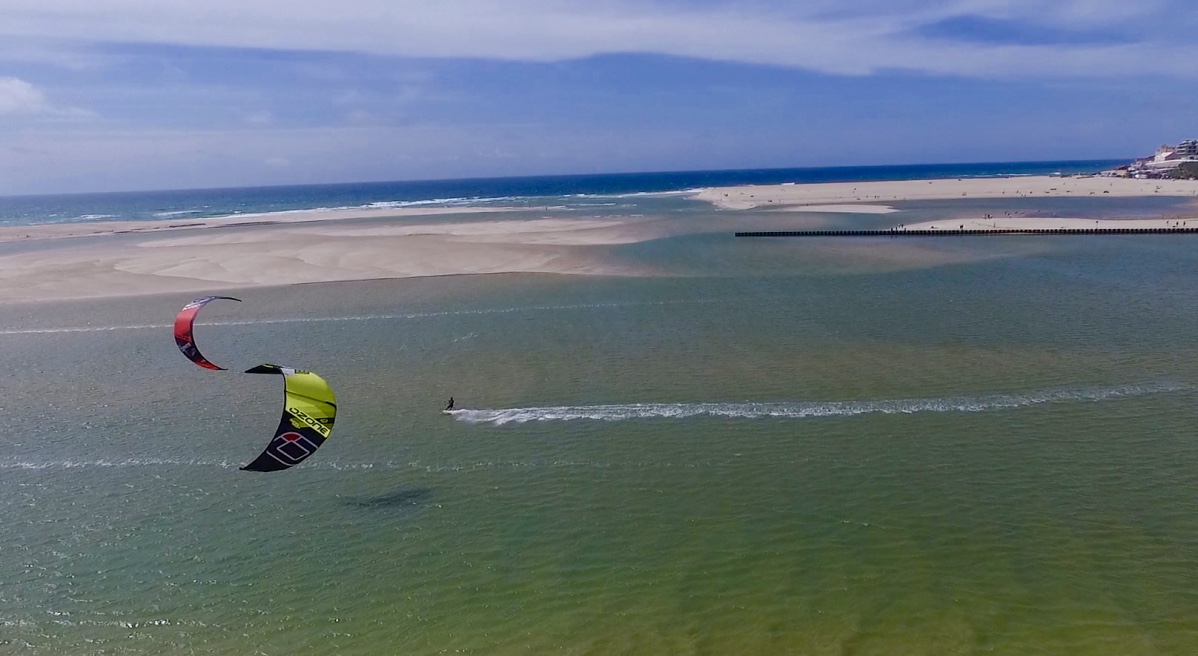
left=445, top=397, right=455, bottom=411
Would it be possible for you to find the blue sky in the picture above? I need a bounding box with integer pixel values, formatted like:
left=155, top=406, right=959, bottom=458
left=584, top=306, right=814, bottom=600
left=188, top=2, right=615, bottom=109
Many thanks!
left=0, top=0, right=1195, bottom=194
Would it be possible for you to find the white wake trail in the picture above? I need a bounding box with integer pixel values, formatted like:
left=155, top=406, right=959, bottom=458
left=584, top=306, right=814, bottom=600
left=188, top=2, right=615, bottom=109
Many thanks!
left=447, top=384, right=1185, bottom=425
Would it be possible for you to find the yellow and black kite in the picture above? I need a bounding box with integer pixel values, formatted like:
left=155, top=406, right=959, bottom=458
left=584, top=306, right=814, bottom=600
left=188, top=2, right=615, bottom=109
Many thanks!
left=242, top=364, right=338, bottom=472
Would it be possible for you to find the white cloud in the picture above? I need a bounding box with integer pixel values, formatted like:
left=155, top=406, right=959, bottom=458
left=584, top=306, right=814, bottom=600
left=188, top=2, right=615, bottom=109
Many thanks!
left=0, top=1, right=1193, bottom=78
left=0, top=77, right=49, bottom=114
left=0, top=75, right=96, bottom=120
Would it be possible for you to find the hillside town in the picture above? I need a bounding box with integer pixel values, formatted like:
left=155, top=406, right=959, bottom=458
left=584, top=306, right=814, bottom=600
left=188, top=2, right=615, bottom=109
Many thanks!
left=1102, top=139, right=1198, bottom=179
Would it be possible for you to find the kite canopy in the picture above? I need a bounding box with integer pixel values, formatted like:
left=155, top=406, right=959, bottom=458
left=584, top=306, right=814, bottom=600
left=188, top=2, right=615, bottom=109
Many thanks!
left=174, top=295, right=241, bottom=370
left=241, top=364, right=338, bottom=472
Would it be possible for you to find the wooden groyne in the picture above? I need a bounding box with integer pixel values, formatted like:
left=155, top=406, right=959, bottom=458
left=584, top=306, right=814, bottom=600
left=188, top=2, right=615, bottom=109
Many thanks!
left=735, top=228, right=1198, bottom=238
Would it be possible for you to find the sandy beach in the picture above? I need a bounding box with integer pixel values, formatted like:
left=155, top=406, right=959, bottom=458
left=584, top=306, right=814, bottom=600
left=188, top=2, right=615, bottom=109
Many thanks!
left=696, top=175, right=1198, bottom=210
left=2, top=174, right=1197, bottom=303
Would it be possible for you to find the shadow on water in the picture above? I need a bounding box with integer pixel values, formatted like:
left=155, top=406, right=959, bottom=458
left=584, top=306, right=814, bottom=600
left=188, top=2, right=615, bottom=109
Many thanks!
left=342, top=486, right=434, bottom=510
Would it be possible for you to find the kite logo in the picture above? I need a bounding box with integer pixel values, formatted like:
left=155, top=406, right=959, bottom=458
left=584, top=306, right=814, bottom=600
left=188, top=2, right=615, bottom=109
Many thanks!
left=288, top=407, right=332, bottom=437
left=268, top=431, right=318, bottom=464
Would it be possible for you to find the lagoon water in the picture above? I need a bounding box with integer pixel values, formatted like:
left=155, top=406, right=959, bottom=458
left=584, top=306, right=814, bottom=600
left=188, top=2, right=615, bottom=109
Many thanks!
left=3, top=169, right=1198, bottom=654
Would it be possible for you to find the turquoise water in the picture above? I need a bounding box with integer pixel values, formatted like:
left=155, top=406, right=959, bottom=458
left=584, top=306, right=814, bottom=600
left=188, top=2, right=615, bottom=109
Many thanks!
left=4, top=193, right=1198, bottom=653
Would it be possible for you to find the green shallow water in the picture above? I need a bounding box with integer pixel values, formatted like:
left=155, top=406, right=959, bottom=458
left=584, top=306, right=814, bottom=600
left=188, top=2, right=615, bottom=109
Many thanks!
left=4, top=214, right=1198, bottom=654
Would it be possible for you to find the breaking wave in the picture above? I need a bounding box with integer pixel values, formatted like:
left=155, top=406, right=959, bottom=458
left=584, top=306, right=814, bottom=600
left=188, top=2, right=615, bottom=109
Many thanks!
left=447, top=384, right=1184, bottom=425
left=364, top=196, right=524, bottom=209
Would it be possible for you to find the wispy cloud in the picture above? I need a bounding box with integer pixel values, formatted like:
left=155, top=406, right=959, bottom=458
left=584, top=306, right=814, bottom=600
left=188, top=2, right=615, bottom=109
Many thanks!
left=0, top=1, right=1194, bottom=78
left=913, top=15, right=1131, bottom=46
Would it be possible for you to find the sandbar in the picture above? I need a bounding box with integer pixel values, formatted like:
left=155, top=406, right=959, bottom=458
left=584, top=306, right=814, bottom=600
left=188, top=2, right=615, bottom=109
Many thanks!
left=0, top=215, right=666, bottom=303
left=696, top=176, right=1198, bottom=210
left=5, top=174, right=1198, bottom=304
left=768, top=204, right=898, bottom=214
left=897, top=216, right=1195, bottom=231
left=0, top=206, right=522, bottom=244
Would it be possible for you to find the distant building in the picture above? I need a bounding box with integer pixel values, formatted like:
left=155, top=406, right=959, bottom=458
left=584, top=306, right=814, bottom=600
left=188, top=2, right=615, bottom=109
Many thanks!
left=1126, top=139, right=1198, bottom=178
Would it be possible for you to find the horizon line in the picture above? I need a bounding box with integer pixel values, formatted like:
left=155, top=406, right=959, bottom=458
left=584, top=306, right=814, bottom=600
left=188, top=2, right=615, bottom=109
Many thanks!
left=0, top=157, right=1133, bottom=200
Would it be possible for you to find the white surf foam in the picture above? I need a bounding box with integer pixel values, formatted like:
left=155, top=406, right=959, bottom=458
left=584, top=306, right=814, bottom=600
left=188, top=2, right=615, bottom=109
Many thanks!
left=364, top=196, right=523, bottom=209
left=448, top=384, right=1184, bottom=425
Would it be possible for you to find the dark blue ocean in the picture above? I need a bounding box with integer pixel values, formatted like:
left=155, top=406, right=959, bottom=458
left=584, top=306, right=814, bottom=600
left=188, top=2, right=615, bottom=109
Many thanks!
left=0, top=160, right=1125, bottom=227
